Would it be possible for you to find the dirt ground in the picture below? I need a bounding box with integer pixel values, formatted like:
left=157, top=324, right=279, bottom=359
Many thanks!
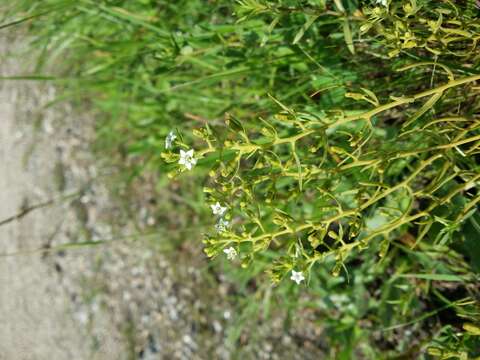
left=0, top=32, right=124, bottom=359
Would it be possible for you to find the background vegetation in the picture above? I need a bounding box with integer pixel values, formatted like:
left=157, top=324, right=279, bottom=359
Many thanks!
left=2, top=0, right=480, bottom=358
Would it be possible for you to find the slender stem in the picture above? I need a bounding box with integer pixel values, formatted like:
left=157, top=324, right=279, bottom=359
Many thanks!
left=331, top=74, right=480, bottom=127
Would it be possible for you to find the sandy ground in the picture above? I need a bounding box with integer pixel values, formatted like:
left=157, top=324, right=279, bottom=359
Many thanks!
left=0, top=33, right=122, bottom=360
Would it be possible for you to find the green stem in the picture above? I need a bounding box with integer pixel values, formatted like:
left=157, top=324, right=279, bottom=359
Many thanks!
left=332, top=74, right=480, bottom=126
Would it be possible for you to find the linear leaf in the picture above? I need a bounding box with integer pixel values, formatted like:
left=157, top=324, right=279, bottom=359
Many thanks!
left=398, top=273, right=467, bottom=282
left=343, top=18, right=355, bottom=55
left=293, top=14, right=320, bottom=45
left=402, top=91, right=443, bottom=129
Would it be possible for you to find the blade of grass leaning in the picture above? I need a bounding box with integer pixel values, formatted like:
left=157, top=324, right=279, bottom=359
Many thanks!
left=397, top=273, right=468, bottom=282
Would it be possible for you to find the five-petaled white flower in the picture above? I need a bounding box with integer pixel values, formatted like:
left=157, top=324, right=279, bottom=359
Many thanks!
left=211, top=202, right=227, bottom=216
left=178, top=149, right=197, bottom=170
left=376, top=0, right=387, bottom=6
left=223, top=247, right=237, bottom=260
left=165, top=131, right=177, bottom=149
left=290, top=270, right=305, bottom=285
left=215, top=218, right=229, bottom=233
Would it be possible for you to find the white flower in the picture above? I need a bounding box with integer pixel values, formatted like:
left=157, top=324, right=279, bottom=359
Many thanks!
left=178, top=149, right=197, bottom=170
left=290, top=270, right=305, bottom=285
left=375, top=0, right=387, bottom=7
left=165, top=131, right=177, bottom=149
left=223, top=247, right=237, bottom=260
left=215, top=218, right=229, bottom=233
left=211, top=202, right=227, bottom=216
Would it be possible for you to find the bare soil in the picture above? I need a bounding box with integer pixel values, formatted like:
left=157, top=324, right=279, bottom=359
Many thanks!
left=0, top=32, right=122, bottom=360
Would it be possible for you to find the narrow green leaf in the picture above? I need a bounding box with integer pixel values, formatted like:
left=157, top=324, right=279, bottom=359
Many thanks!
left=293, top=15, right=320, bottom=45
left=343, top=18, right=355, bottom=55
left=333, top=0, right=345, bottom=12
left=402, top=91, right=443, bottom=129
left=398, top=273, right=467, bottom=282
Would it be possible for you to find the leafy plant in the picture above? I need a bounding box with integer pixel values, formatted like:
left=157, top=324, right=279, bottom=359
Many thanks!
left=4, top=0, right=480, bottom=357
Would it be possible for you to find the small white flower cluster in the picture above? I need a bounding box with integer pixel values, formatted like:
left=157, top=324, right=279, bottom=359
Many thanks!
left=164, top=131, right=197, bottom=171
left=290, top=270, right=305, bottom=285
left=210, top=202, right=235, bottom=260
left=215, top=218, right=229, bottom=233
left=165, top=131, right=176, bottom=149
left=211, top=202, right=227, bottom=216
left=223, top=247, right=237, bottom=261
left=167, top=131, right=305, bottom=283
left=179, top=149, right=197, bottom=170
left=211, top=202, right=229, bottom=233
left=375, top=0, right=387, bottom=7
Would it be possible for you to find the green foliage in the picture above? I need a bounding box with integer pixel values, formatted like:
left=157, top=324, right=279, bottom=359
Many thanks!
left=5, top=0, right=480, bottom=357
